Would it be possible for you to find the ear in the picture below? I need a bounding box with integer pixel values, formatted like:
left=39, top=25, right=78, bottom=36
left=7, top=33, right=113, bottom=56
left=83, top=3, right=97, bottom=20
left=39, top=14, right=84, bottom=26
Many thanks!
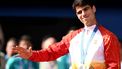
left=92, top=5, right=96, bottom=13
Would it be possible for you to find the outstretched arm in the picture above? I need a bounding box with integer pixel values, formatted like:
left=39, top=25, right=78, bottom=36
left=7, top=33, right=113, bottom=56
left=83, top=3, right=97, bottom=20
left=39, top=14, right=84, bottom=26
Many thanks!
left=12, top=41, right=69, bottom=62
left=12, top=30, right=79, bottom=62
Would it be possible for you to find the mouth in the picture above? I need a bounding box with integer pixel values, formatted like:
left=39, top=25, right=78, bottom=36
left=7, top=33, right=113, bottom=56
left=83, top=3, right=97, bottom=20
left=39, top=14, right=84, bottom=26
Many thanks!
left=83, top=18, right=88, bottom=21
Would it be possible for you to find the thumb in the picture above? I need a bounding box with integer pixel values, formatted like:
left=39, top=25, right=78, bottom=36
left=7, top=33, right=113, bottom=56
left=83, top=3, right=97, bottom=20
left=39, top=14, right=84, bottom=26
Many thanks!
left=29, top=47, right=32, bottom=53
left=26, top=46, right=33, bottom=59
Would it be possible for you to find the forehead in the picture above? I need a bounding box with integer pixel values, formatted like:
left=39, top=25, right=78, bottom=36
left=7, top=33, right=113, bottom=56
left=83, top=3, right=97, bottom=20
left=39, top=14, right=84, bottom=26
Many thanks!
left=75, top=5, right=91, bottom=11
left=7, top=40, right=16, bottom=45
left=19, top=40, right=27, bottom=44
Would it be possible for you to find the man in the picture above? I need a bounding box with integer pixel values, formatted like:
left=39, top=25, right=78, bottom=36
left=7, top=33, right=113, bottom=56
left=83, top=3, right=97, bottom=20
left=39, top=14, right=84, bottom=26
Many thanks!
left=13, top=0, right=120, bottom=69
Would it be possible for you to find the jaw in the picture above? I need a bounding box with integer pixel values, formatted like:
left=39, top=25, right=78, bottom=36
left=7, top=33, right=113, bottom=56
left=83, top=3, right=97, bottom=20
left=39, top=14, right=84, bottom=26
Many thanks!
left=82, top=21, right=96, bottom=27
left=81, top=17, right=97, bottom=27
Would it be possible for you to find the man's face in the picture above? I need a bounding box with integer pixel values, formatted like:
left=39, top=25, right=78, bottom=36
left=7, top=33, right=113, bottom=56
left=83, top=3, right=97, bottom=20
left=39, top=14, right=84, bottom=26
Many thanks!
left=75, top=5, right=96, bottom=26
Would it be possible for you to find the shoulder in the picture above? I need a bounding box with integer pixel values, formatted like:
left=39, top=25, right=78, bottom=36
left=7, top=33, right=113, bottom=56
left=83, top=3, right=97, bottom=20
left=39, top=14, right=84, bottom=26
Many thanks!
left=99, top=25, right=119, bottom=43
left=99, top=25, right=117, bottom=37
left=6, top=55, right=23, bottom=69
left=7, top=54, right=22, bottom=63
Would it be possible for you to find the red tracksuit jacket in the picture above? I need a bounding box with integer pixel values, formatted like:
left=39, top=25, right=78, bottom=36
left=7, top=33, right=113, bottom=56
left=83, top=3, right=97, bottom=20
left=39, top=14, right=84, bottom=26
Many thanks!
left=29, top=25, right=120, bottom=69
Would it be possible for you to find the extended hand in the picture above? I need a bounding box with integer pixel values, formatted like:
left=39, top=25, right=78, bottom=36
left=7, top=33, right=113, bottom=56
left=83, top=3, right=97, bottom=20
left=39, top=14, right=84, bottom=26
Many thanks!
left=12, top=46, right=32, bottom=59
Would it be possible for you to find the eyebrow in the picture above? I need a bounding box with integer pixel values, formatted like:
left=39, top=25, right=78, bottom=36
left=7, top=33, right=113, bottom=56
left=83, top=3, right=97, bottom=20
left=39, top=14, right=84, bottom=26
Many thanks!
left=76, top=6, right=90, bottom=14
left=82, top=6, right=90, bottom=11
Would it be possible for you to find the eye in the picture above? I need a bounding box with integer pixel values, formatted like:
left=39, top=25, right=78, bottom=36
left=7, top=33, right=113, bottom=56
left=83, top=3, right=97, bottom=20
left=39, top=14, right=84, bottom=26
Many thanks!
left=77, top=10, right=82, bottom=14
left=83, top=7, right=89, bottom=11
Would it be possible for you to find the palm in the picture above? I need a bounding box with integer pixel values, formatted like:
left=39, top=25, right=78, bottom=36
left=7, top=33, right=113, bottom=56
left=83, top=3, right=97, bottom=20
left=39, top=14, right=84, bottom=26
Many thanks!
left=13, top=46, right=32, bottom=59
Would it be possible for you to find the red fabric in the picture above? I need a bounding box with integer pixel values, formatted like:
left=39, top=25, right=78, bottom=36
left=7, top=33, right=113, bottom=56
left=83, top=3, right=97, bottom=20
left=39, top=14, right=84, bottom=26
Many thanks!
left=99, top=25, right=120, bottom=69
left=29, top=25, right=120, bottom=69
left=29, top=28, right=82, bottom=62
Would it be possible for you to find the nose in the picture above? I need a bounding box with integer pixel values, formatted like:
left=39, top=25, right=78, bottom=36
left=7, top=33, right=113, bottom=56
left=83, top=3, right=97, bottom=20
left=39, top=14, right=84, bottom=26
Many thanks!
left=82, top=11, right=87, bottom=18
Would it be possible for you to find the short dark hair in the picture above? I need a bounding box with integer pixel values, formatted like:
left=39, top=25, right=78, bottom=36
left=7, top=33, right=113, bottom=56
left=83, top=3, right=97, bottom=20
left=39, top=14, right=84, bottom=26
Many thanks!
left=72, top=0, right=95, bottom=9
left=7, top=37, right=17, bottom=44
left=19, top=35, right=32, bottom=48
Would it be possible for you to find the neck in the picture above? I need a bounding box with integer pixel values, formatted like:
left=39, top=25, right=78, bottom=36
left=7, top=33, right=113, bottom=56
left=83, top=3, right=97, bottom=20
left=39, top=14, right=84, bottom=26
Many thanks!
left=84, top=23, right=97, bottom=28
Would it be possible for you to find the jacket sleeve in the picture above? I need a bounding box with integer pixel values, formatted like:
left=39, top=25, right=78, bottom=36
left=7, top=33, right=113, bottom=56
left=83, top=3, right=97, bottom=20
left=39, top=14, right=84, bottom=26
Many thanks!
left=104, top=33, right=120, bottom=69
left=29, top=40, right=69, bottom=62
left=28, top=29, right=81, bottom=62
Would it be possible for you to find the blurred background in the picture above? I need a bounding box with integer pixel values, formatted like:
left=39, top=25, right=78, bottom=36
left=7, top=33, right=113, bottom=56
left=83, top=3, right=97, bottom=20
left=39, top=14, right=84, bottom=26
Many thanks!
left=0, top=0, right=122, bottom=52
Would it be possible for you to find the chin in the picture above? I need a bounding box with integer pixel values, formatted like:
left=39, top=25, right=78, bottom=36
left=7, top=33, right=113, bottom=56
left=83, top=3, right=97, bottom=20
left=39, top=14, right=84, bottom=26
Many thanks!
left=85, top=23, right=91, bottom=26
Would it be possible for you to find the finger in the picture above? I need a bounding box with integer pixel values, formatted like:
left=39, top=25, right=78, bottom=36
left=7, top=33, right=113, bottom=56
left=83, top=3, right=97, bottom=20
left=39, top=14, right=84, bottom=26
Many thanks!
left=12, top=46, right=24, bottom=53
left=28, top=47, right=33, bottom=58
left=15, top=46, right=23, bottom=50
left=12, top=46, right=19, bottom=52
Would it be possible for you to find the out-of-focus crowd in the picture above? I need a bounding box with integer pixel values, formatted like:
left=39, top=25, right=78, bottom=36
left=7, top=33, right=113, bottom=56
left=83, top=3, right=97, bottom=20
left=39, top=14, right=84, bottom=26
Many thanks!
left=0, top=24, right=77, bottom=69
